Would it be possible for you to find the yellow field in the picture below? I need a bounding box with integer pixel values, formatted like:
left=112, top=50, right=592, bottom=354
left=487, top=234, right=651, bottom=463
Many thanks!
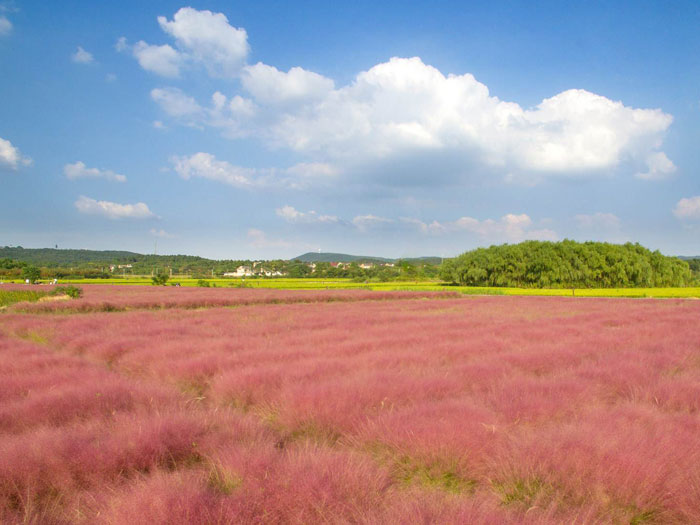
left=3, top=276, right=699, bottom=298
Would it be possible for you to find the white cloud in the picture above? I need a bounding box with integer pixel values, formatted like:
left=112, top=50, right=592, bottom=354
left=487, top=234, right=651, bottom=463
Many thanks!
left=170, top=153, right=336, bottom=189
left=132, top=11, right=675, bottom=188
left=0, top=137, right=32, bottom=170
left=241, top=63, right=334, bottom=104
left=75, top=196, right=156, bottom=219
left=635, top=151, right=676, bottom=180
left=64, top=161, right=127, bottom=183
left=575, top=212, right=621, bottom=230
left=126, top=8, right=249, bottom=78
left=157, top=57, right=672, bottom=187
left=255, top=58, right=672, bottom=180
left=673, top=196, right=700, bottom=221
left=157, top=7, right=249, bottom=77
left=115, top=36, right=128, bottom=52
left=71, top=46, right=94, bottom=64
left=405, top=213, right=557, bottom=241
left=105, top=73, right=117, bottom=82
left=276, top=206, right=556, bottom=241
left=150, top=228, right=175, bottom=238
left=275, top=205, right=338, bottom=224
left=399, top=217, right=445, bottom=234
left=0, top=16, right=11, bottom=36
left=171, top=152, right=256, bottom=188
left=151, top=87, right=203, bottom=118
left=351, top=214, right=394, bottom=231
left=228, top=94, right=256, bottom=117
left=456, top=214, right=547, bottom=240
left=133, top=41, right=182, bottom=77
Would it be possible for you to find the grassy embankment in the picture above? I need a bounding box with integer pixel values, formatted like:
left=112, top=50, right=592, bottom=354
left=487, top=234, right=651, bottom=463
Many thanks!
left=0, top=289, right=48, bottom=307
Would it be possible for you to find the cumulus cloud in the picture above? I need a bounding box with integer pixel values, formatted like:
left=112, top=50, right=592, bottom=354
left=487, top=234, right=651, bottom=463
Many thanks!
left=71, top=46, right=94, bottom=64
left=635, top=152, right=676, bottom=180
left=252, top=59, right=672, bottom=180
left=125, top=8, right=249, bottom=78
left=673, top=196, right=700, bottom=221
left=241, top=63, right=335, bottom=104
left=575, top=212, right=621, bottom=230
left=404, top=213, right=557, bottom=241
left=151, top=87, right=203, bottom=118
left=170, top=153, right=336, bottom=189
left=351, top=214, right=394, bottom=231
left=399, top=217, right=441, bottom=234
left=456, top=214, right=557, bottom=240
left=277, top=206, right=555, bottom=241
left=135, top=8, right=675, bottom=189
left=0, top=16, right=11, bottom=36
left=132, top=41, right=181, bottom=77
left=64, top=161, right=127, bottom=182
left=275, top=205, right=338, bottom=224
left=0, top=137, right=32, bottom=170
left=156, top=58, right=674, bottom=186
left=74, top=196, right=156, bottom=219
left=171, top=152, right=256, bottom=188
left=158, top=7, right=249, bottom=77
left=115, top=36, right=128, bottom=52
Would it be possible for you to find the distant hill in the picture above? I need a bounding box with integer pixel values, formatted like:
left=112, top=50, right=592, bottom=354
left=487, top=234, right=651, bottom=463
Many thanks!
left=0, top=246, right=223, bottom=270
left=293, top=252, right=441, bottom=265
left=0, top=247, right=145, bottom=266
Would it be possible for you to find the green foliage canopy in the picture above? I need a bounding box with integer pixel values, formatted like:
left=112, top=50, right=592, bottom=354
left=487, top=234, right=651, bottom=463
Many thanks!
left=21, top=266, right=41, bottom=284
left=151, top=270, right=170, bottom=286
left=440, top=240, right=693, bottom=288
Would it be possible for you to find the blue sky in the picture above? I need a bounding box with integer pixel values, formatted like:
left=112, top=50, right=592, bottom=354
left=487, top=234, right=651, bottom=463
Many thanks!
left=1, top=1, right=699, bottom=259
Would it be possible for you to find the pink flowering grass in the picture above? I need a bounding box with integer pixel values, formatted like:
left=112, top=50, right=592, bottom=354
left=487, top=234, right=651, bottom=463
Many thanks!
left=1, top=290, right=700, bottom=522
left=6, top=283, right=460, bottom=313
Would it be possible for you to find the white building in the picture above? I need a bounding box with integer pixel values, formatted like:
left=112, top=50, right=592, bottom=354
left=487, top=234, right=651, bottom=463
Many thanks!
left=233, top=266, right=254, bottom=277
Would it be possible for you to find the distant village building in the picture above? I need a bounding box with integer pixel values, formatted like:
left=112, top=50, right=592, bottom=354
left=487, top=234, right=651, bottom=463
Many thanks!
left=226, top=266, right=286, bottom=278
left=233, top=266, right=254, bottom=277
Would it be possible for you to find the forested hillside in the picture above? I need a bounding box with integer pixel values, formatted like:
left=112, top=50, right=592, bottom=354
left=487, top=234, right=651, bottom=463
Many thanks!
left=0, top=247, right=249, bottom=278
left=440, top=241, right=694, bottom=288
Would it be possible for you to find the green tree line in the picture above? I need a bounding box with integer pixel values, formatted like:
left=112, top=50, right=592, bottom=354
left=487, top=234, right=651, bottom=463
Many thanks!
left=440, top=240, right=695, bottom=288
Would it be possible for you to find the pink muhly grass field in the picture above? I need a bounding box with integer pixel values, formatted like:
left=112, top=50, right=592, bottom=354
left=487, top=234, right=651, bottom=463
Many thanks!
left=3, top=283, right=460, bottom=313
left=1, top=289, right=699, bottom=523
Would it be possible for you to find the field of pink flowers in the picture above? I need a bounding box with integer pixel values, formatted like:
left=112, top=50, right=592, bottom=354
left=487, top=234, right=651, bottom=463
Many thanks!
left=2, top=283, right=460, bottom=313
left=1, top=285, right=700, bottom=523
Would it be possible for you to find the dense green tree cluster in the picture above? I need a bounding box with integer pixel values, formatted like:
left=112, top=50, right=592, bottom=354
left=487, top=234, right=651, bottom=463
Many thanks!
left=0, top=258, right=27, bottom=270
left=440, top=240, right=694, bottom=288
left=308, top=260, right=438, bottom=281
left=687, top=258, right=700, bottom=278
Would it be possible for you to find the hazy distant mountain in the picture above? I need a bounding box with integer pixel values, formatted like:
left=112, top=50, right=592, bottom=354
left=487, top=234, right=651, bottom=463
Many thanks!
left=0, top=247, right=145, bottom=266
left=293, top=252, right=442, bottom=265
